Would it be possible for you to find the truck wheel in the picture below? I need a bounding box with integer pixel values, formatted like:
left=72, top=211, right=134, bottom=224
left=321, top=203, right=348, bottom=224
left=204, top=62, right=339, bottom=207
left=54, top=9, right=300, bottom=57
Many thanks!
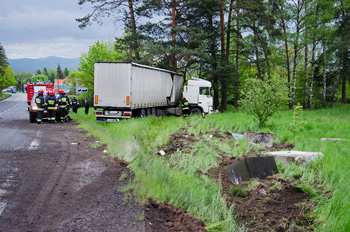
left=140, top=109, right=146, bottom=118
left=151, top=108, right=157, bottom=116
left=146, top=108, right=152, bottom=116
left=29, top=114, right=35, bottom=123
left=190, top=108, right=202, bottom=115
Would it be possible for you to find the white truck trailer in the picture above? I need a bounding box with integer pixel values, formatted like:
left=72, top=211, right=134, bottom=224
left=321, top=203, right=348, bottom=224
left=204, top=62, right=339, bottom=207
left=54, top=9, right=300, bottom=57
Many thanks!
left=94, top=62, right=213, bottom=122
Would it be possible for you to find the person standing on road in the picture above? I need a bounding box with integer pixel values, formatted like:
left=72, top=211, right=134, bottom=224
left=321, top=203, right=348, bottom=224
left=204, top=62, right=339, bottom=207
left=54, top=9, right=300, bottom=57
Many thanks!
left=71, top=97, right=79, bottom=113
left=35, top=89, right=45, bottom=124
left=57, top=89, right=70, bottom=122
left=181, top=97, right=189, bottom=116
left=84, top=99, right=89, bottom=115
left=46, top=90, right=58, bottom=123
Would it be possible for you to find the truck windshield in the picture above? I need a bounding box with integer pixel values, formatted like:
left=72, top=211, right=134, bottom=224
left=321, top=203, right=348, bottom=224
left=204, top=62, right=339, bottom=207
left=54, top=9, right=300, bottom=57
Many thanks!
left=199, top=87, right=211, bottom=96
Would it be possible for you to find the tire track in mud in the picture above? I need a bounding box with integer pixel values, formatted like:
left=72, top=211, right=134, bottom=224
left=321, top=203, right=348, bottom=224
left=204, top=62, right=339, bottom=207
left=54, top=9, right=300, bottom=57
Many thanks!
left=0, top=161, right=20, bottom=217
left=49, top=139, right=76, bottom=205
left=27, top=138, right=70, bottom=222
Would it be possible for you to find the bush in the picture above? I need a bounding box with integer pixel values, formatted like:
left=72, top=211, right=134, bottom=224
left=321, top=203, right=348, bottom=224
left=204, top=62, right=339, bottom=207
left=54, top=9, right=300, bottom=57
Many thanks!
left=239, top=77, right=289, bottom=127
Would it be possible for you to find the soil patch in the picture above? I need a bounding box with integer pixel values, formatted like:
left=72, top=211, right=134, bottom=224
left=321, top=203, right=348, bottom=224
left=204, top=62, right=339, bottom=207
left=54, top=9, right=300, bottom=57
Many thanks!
left=158, top=127, right=198, bottom=155
left=144, top=200, right=207, bottom=232
left=208, top=157, right=315, bottom=231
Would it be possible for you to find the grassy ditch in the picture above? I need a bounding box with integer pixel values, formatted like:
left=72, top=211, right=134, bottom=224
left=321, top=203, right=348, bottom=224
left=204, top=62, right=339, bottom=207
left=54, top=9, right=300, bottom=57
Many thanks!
left=71, top=104, right=350, bottom=231
left=0, top=93, right=11, bottom=101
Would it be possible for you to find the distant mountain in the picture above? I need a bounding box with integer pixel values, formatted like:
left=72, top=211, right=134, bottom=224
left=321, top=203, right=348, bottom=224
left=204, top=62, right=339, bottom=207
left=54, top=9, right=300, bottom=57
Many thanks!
left=8, top=56, right=80, bottom=74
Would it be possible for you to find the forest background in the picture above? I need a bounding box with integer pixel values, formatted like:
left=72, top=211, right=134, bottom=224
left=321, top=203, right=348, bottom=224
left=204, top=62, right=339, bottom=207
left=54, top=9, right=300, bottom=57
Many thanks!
left=1, top=0, right=350, bottom=111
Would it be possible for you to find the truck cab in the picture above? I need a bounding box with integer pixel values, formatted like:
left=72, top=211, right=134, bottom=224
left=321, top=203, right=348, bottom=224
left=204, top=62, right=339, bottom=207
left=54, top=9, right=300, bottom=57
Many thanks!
left=183, top=78, right=213, bottom=115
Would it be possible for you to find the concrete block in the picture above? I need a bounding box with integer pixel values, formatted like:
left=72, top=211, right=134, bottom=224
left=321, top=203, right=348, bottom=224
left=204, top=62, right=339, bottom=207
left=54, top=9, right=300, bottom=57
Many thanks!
left=246, top=156, right=278, bottom=179
left=231, top=133, right=244, bottom=140
left=321, top=138, right=349, bottom=142
left=243, top=132, right=274, bottom=147
left=265, top=151, right=324, bottom=166
left=226, top=159, right=251, bottom=184
left=226, top=157, right=278, bottom=184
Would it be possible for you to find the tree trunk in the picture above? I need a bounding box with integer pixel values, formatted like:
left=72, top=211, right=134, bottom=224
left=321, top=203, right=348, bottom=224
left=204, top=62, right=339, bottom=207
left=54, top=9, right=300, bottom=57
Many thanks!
left=291, top=0, right=301, bottom=109
left=209, top=15, right=219, bottom=110
left=323, top=44, right=327, bottom=105
left=234, top=0, right=240, bottom=108
left=263, top=45, right=271, bottom=79
left=281, top=0, right=291, bottom=108
left=253, top=24, right=262, bottom=79
left=219, top=0, right=225, bottom=59
left=309, top=39, right=316, bottom=108
left=291, top=48, right=298, bottom=108
left=304, top=44, right=309, bottom=108
left=171, top=0, right=177, bottom=70
left=341, top=57, right=347, bottom=104
left=331, top=58, right=341, bottom=107
left=128, top=0, right=140, bottom=60
left=304, top=0, right=309, bottom=108
left=219, top=0, right=227, bottom=111
left=226, top=0, right=234, bottom=62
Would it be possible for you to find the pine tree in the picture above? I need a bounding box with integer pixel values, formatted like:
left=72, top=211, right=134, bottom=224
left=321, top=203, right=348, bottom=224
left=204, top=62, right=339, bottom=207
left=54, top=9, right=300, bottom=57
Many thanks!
left=0, top=42, right=8, bottom=76
left=56, top=64, right=64, bottom=80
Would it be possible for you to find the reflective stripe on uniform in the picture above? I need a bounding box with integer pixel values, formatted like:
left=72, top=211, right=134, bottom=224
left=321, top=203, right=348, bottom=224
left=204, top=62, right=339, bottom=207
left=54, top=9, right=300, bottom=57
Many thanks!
left=48, top=100, right=55, bottom=105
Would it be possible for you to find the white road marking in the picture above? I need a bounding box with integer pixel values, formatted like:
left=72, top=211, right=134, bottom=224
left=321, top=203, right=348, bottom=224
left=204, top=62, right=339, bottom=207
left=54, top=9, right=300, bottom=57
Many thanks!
left=28, top=130, right=42, bottom=150
left=0, top=101, right=19, bottom=114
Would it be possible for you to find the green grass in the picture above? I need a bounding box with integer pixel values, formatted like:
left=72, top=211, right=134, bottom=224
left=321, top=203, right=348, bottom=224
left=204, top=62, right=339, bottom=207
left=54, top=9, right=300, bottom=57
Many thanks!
left=0, top=93, right=11, bottom=100
left=70, top=103, right=350, bottom=232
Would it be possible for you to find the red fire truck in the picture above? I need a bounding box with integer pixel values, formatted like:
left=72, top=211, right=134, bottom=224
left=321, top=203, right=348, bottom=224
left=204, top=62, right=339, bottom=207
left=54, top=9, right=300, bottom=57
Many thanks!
left=26, top=82, right=53, bottom=109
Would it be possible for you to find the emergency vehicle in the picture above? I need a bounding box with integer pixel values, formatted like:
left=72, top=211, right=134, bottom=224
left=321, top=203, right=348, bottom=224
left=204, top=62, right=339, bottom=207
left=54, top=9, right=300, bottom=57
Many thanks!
left=26, top=82, right=53, bottom=110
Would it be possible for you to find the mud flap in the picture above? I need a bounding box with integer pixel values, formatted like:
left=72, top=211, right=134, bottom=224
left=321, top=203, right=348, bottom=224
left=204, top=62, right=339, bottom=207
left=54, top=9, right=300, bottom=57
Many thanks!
left=226, top=157, right=278, bottom=184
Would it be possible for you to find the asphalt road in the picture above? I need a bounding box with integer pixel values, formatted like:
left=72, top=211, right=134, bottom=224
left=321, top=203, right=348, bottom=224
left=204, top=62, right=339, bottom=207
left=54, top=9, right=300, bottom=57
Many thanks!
left=0, top=93, right=146, bottom=232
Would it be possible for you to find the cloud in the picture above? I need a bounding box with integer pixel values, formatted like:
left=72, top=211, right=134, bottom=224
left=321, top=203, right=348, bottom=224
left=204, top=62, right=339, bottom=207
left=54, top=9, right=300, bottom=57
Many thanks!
left=0, top=0, right=123, bottom=59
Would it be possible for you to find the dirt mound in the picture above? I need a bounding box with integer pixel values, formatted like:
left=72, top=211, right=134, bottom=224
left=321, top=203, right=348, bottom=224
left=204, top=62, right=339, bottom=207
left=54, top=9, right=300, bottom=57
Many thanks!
left=208, top=157, right=314, bottom=231
left=235, top=179, right=314, bottom=231
left=144, top=200, right=207, bottom=232
left=158, top=128, right=198, bottom=155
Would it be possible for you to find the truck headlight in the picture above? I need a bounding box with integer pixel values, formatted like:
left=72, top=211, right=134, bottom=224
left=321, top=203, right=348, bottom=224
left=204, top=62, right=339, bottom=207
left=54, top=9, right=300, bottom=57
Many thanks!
left=32, top=106, right=38, bottom=110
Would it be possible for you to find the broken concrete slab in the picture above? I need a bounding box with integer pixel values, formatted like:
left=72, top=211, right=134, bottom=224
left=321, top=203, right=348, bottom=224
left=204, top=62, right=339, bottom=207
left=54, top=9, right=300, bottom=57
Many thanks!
left=226, top=157, right=278, bottom=184
left=231, top=133, right=244, bottom=140
left=265, top=151, right=324, bottom=166
left=243, top=132, right=274, bottom=147
left=226, top=159, right=251, bottom=184
left=246, top=157, right=279, bottom=179
left=321, top=138, right=349, bottom=142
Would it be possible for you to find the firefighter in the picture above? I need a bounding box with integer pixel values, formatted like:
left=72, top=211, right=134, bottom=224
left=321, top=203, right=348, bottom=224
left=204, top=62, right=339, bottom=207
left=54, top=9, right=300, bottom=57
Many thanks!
left=35, top=89, right=45, bottom=124
left=57, top=89, right=70, bottom=122
left=71, top=97, right=79, bottom=113
left=181, top=97, right=189, bottom=116
left=46, top=90, right=57, bottom=123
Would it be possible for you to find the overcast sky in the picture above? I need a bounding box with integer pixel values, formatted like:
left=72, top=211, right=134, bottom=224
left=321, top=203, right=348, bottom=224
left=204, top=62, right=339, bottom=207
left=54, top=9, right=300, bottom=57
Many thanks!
left=0, top=0, right=123, bottom=59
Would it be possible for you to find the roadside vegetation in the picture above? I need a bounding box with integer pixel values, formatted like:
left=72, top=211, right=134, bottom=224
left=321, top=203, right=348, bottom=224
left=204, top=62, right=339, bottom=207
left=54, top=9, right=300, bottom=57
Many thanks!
left=0, top=93, right=11, bottom=100
left=71, top=103, right=350, bottom=231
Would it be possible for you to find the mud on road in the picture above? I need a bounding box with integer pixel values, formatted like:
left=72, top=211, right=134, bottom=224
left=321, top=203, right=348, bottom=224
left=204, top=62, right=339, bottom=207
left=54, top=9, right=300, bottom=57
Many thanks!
left=0, top=119, right=205, bottom=232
